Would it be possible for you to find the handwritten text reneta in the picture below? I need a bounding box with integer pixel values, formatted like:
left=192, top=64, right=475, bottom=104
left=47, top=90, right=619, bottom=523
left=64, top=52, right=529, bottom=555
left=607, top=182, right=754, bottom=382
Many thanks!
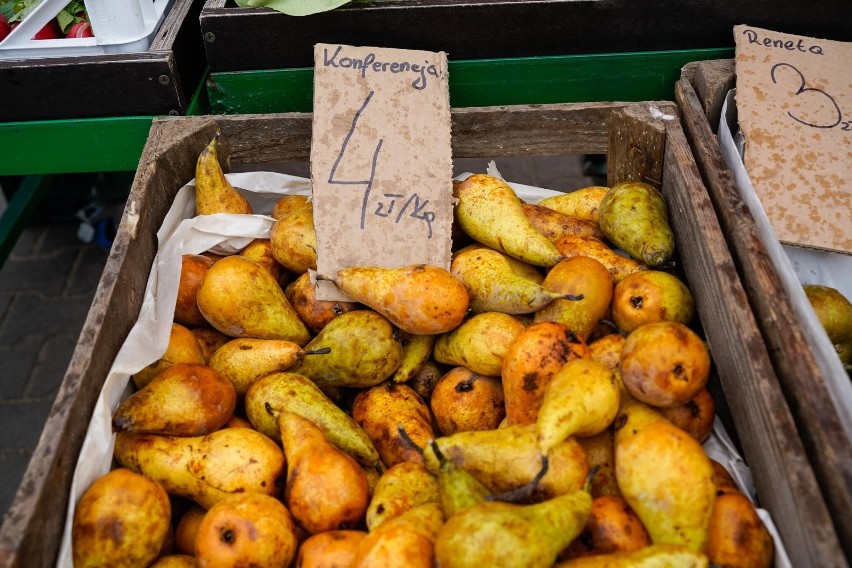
left=322, top=45, right=441, bottom=90
left=742, top=28, right=824, bottom=55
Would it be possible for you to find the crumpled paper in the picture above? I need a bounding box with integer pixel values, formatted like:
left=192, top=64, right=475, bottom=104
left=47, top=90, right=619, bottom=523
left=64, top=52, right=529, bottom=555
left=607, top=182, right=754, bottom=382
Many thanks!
left=57, top=164, right=789, bottom=567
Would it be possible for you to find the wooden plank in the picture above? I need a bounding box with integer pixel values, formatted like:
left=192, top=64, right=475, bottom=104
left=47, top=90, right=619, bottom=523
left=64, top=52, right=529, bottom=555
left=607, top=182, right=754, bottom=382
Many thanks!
left=199, top=0, right=852, bottom=72
left=0, top=117, right=220, bottom=568
left=660, top=117, right=846, bottom=567
left=606, top=105, right=667, bottom=188
left=692, top=59, right=736, bottom=133
left=676, top=76, right=852, bottom=560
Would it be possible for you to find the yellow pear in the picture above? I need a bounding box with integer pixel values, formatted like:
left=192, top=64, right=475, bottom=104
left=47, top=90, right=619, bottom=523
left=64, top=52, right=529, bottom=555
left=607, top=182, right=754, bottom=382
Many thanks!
left=132, top=323, right=205, bottom=389
left=391, top=332, right=436, bottom=384
left=537, top=359, right=620, bottom=452
left=451, top=245, right=576, bottom=314
left=270, top=203, right=317, bottom=274
left=366, top=461, right=440, bottom=531
left=433, top=312, right=527, bottom=376
left=554, top=544, right=708, bottom=567
left=72, top=468, right=171, bottom=568
left=454, top=174, right=562, bottom=267
left=615, top=420, right=715, bottom=552
left=538, top=186, right=610, bottom=225
left=196, top=255, right=311, bottom=345
left=113, top=428, right=285, bottom=509
left=245, top=371, right=380, bottom=467
left=208, top=338, right=305, bottom=397
left=328, top=264, right=469, bottom=335
left=522, top=203, right=606, bottom=241
left=598, top=181, right=675, bottom=267
left=194, top=133, right=253, bottom=216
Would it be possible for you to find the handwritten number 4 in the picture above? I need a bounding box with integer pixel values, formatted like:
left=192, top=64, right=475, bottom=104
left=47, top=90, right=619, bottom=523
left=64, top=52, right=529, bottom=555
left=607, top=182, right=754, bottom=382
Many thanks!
left=770, top=63, right=842, bottom=129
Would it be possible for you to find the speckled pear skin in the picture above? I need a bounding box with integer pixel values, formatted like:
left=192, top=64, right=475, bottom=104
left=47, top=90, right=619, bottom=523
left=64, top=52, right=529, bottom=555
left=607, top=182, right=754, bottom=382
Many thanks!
left=598, top=181, right=675, bottom=267
left=803, top=284, right=852, bottom=365
left=194, top=133, right=253, bottom=216
left=455, top=174, right=563, bottom=267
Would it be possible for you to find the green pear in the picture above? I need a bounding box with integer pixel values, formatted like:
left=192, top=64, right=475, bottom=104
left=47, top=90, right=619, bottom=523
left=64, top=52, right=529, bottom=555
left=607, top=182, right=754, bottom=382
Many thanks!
left=422, top=423, right=588, bottom=500
left=433, top=312, right=527, bottom=376
left=391, top=332, right=436, bottom=383
left=429, top=440, right=491, bottom=518
left=803, top=284, right=852, bottom=365
left=196, top=255, right=311, bottom=345
left=598, top=181, right=674, bottom=267
left=451, top=245, right=577, bottom=314
left=289, top=310, right=402, bottom=388
left=244, top=371, right=380, bottom=467
left=455, top=174, right=563, bottom=267
left=434, top=487, right=592, bottom=568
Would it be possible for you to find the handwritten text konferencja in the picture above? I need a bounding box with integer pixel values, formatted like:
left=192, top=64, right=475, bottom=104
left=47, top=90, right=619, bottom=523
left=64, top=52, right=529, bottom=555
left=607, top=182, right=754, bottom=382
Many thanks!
left=322, top=45, right=441, bottom=90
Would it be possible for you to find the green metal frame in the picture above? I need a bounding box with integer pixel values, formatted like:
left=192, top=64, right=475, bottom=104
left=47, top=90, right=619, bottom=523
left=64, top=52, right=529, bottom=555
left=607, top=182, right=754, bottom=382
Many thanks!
left=208, top=47, right=733, bottom=114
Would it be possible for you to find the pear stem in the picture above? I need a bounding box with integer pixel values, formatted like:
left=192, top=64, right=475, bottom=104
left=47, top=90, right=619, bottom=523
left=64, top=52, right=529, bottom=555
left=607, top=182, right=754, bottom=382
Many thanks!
left=598, top=319, right=627, bottom=337
left=485, top=455, right=549, bottom=503
left=429, top=439, right=446, bottom=464
left=561, top=293, right=585, bottom=301
left=304, top=347, right=332, bottom=355
left=584, top=465, right=600, bottom=494
left=397, top=425, right=424, bottom=455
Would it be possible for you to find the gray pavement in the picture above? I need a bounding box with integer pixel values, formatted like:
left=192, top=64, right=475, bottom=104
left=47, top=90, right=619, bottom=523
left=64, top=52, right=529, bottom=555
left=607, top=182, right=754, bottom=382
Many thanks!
left=0, top=156, right=596, bottom=527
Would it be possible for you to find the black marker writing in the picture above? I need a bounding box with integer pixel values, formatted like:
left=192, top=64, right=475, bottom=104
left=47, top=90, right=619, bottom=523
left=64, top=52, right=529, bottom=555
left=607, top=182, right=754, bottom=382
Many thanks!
left=770, top=62, right=842, bottom=129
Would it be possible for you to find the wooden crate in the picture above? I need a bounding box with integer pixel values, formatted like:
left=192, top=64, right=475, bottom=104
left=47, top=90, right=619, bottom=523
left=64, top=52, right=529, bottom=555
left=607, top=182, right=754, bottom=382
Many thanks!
left=0, top=0, right=207, bottom=122
left=198, top=0, right=852, bottom=73
left=0, top=102, right=845, bottom=566
left=677, top=59, right=852, bottom=561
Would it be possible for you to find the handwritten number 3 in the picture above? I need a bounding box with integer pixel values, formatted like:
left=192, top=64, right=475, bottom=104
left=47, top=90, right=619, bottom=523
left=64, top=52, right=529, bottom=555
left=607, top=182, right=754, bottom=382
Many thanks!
left=770, top=63, right=842, bottom=129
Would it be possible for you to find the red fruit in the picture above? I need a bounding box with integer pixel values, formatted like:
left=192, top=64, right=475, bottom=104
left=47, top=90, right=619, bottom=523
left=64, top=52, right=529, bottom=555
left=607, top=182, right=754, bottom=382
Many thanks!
left=66, top=20, right=93, bottom=38
left=33, top=20, right=61, bottom=40
left=0, top=15, right=11, bottom=42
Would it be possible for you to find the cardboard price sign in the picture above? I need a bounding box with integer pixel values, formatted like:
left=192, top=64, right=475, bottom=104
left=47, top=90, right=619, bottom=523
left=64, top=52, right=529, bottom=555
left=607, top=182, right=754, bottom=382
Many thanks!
left=734, top=25, right=852, bottom=255
left=310, top=44, right=453, bottom=300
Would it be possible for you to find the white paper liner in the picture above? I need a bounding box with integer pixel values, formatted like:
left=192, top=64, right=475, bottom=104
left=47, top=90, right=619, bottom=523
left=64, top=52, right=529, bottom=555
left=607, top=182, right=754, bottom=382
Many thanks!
left=58, top=165, right=788, bottom=567
left=719, top=90, right=852, bottom=442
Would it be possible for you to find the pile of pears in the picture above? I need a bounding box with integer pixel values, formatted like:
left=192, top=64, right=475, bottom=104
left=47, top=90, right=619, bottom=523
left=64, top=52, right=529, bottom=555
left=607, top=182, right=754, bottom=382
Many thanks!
left=71, top=134, right=774, bottom=568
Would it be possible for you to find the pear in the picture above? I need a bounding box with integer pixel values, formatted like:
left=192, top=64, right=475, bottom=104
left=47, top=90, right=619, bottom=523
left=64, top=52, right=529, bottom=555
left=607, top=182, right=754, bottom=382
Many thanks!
left=577, top=430, right=620, bottom=499
left=112, top=362, right=236, bottom=436
left=285, top=271, right=361, bottom=333
left=615, top=420, right=716, bottom=552
left=72, top=468, right=171, bottom=568
left=553, top=234, right=647, bottom=284
left=352, top=382, right=435, bottom=468
left=208, top=338, right=305, bottom=397
left=612, top=270, right=695, bottom=333
left=613, top=395, right=669, bottom=449
left=174, top=505, right=206, bottom=556
left=454, top=174, right=562, bottom=267
left=560, top=495, right=651, bottom=559
left=352, top=503, right=444, bottom=568
left=658, top=388, right=716, bottom=443
left=534, top=256, right=614, bottom=341
left=598, top=181, right=674, bottom=267
left=194, top=133, right=253, bottom=216
left=408, top=360, right=443, bottom=400
left=433, top=312, right=527, bottom=376
left=174, top=254, right=215, bottom=326
left=279, top=411, right=370, bottom=534
left=245, top=372, right=380, bottom=466
left=538, top=186, right=610, bottom=225
left=522, top=203, right=606, bottom=241
left=239, top=238, right=282, bottom=282
left=132, top=323, right=206, bottom=389
left=803, top=284, right=852, bottom=365
left=706, top=491, right=774, bottom=568
left=537, top=359, right=620, bottom=452
left=366, top=461, right=440, bottom=530
left=271, top=194, right=310, bottom=220
left=270, top=203, right=317, bottom=274
left=554, top=544, right=708, bottom=567
left=422, top=423, right=588, bottom=500
left=191, top=326, right=232, bottom=362
left=113, top=428, right=284, bottom=509
left=197, top=255, right=311, bottom=345
left=149, top=555, right=197, bottom=567
left=298, top=530, right=367, bottom=568
left=429, top=440, right=491, bottom=518
left=195, top=493, right=298, bottom=568
left=502, top=321, right=590, bottom=426
left=328, top=264, right=469, bottom=335
left=451, top=245, right=576, bottom=314
left=588, top=334, right=626, bottom=371
left=290, top=310, right=402, bottom=388
left=430, top=367, right=505, bottom=435
left=434, top=488, right=592, bottom=568
left=391, top=332, right=436, bottom=383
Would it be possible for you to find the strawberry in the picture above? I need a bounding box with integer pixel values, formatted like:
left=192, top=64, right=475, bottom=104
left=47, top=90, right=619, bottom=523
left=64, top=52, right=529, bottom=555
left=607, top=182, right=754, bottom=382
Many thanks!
left=0, top=15, right=11, bottom=42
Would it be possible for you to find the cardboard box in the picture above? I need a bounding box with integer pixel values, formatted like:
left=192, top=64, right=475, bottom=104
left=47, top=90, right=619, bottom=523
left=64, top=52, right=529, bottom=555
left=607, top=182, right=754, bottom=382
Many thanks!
left=677, top=59, right=851, bottom=562
left=0, top=102, right=844, bottom=566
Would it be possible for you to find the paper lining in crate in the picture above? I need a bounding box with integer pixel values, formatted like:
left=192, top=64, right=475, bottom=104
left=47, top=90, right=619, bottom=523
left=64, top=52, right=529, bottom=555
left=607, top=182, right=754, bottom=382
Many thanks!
left=58, top=165, right=791, bottom=566
left=0, top=0, right=176, bottom=58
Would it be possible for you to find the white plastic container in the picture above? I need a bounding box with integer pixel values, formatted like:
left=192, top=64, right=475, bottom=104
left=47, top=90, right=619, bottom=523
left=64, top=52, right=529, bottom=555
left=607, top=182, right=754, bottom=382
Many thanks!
left=0, top=0, right=175, bottom=59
